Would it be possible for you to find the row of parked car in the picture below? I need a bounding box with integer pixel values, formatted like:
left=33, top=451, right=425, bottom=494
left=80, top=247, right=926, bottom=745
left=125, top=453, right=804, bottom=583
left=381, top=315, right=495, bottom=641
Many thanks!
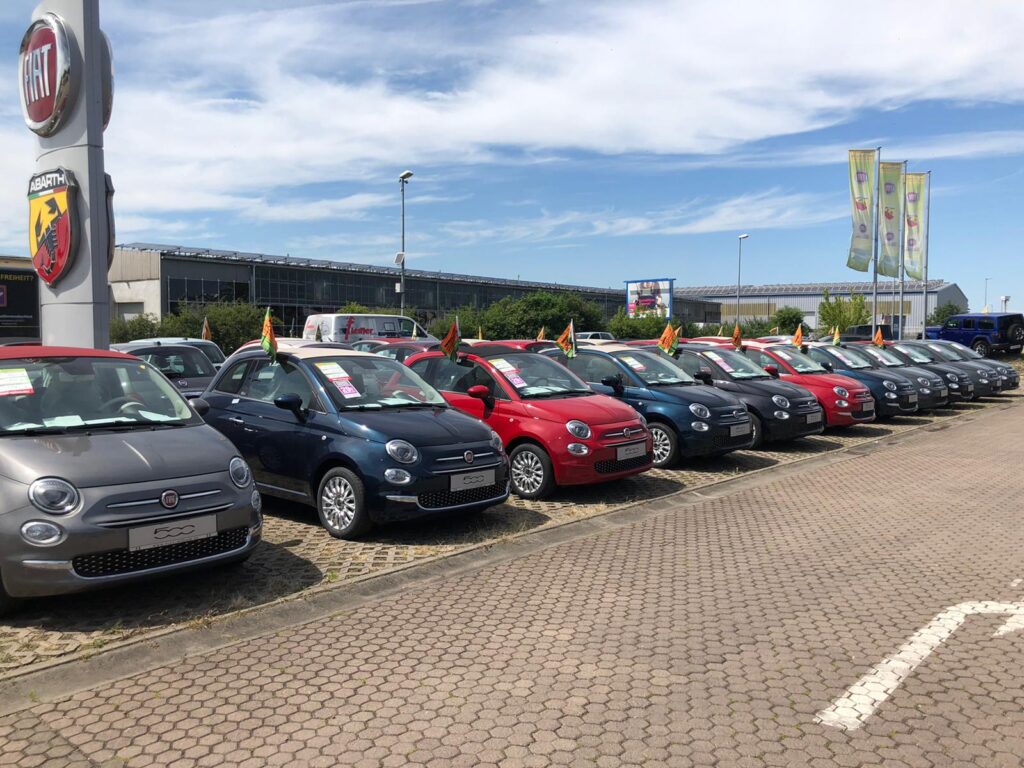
left=0, top=332, right=1015, bottom=614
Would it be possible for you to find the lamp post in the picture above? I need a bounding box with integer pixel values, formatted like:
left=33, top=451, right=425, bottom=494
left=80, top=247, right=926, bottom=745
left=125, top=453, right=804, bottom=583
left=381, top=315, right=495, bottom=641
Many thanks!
left=984, top=276, right=991, bottom=310
left=736, top=234, right=749, bottom=326
left=399, top=170, right=413, bottom=313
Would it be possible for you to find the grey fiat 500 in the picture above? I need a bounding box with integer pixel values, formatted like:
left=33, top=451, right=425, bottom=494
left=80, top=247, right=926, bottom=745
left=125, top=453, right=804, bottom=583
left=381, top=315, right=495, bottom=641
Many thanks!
left=0, top=347, right=261, bottom=614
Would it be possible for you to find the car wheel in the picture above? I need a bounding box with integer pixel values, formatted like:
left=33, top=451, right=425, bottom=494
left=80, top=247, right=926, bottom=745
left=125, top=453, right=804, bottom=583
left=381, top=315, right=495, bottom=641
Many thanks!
left=972, top=339, right=992, bottom=357
left=317, top=467, right=371, bottom=539
left=749, top=413, right=764, bottom=449
left=509, top=444, right=554, bottom=500
left=1008, top=323, right=1024, bottom=349
left=648, top=422, right=679, bottom=468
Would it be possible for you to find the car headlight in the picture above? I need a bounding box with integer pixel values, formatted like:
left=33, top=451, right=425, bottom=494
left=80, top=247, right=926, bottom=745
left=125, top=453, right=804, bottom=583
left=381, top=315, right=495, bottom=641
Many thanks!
left=917, top=377, right=930, bottom=385
left=28, top=478, right=80, bottom=515
left=771, top=395, right=790, bottom=409
left=229, top=457, right=253, bottom=488
left=946, top=373, right=958, bottom=382
left=488, top=430, right=504, bottom=452
left=636, top=412, right=647, bottom=428
left=565, top=420, right=592, bottom=440
left=883, top=380, right=897, bottom=391
left=386, top=439, right=420, bottom=464
left=833, top=386, right=849, bottom=398
left=689, top=403, right=711, bottom=419
left=21, top=520, right=65, bottom=546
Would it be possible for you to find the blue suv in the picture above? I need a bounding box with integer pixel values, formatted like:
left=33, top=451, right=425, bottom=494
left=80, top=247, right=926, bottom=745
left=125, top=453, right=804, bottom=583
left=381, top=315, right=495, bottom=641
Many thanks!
left=199, top=346, right=509, bottom=538
left=542, top=345, right=752, bottom=468
left=925, top=312, right=1024, bottom=356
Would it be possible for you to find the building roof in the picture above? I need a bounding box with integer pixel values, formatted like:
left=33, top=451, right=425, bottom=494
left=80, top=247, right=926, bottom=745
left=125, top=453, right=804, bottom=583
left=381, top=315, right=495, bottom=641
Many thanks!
left=119, top=242, right=624, bottom=298
left=675, top=279, right=951, bottom=298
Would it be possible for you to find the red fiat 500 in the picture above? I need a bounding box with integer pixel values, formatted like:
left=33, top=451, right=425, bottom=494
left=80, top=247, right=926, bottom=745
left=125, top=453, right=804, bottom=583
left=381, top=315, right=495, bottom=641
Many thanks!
left=405, top=345, right=653, bottom=499
left=739, top=341, right=876, bottom=426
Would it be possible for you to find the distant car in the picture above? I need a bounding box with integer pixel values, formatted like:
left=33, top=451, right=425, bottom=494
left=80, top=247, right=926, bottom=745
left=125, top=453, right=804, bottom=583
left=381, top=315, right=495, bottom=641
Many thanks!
left=372, top=341, right=437, bottom=363
left=236, top=337, right=354, bottom=352
left=842, top=324, right=894, bottom=342
left=924, top=312, right=1024, bottom=356
left=492, top=340, right=558, bottom=352
left=924, top=340, right=1019, bottom=390
left=879, top=342, right=977, bottom=401
left=576, top=332, right=615, bottom=340
left=804, top=343, right=919, bottom=418
left=111, top=342, right=218, bottom=399
left=132, top=337, right=227, bottom=369
left=541, top=344, right=753, bottom=467
left=890, top=341, right=998, bottom=398
left=302, top=313, right=434, bottom=344
left=351, top=339, right=388, bottom=353
left=406, top=344, right=651, bottom=499
left=199, top=346, right=508, bottom=538
left=0, top=346, right=260, bottom=615
left=847, top=343, right=950, bottom=410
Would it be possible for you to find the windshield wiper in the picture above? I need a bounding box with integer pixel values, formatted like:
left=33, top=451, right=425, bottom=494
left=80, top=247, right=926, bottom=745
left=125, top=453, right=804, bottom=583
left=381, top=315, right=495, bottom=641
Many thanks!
left=378, top=402, right=445, bottom=408
left=1, top=426, right=72, bottom=436
left=647, top=380, right=689, bottom=387
left=340, top=403, right=383, bottom=410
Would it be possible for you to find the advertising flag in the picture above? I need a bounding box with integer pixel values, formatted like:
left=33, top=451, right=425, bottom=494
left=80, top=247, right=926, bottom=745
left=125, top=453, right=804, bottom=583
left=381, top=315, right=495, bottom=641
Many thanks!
left=556, top=320, right=577, bottom=358
left=847, top=149, right=877, bottom=272
left=872, top=327, right=884, bottom=347
left=658, top=322, right=678, bottom=354
left=903, top=173, right=928, bottom=281
left=832, top=326, right=841, bottom=346
left=260, top=307, right=277, bottom=357
left=877, top=162, right=904, bottom=277
left=440, top=317, right=461, bottom=360
left=536, top=326, right=546, bottom=341
left=731, top=323, right=742, bottom=348
left=792, top=326, right=803, bottom=347
left=201, top=316, right=213, bottom=341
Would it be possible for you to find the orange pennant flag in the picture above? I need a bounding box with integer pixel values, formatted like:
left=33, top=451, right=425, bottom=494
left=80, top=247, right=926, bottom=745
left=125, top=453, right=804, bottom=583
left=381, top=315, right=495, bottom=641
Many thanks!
left=792, top=325, right=803, bottom=347
left=872, top=327, right=884, bottom=346
left=731, top=322, right=742, bottom=348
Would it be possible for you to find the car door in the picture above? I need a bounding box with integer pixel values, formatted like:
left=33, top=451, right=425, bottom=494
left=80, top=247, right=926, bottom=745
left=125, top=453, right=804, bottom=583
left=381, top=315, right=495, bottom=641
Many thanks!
left=200, top=358, right=254, bottom=448
left=415, top=356, right=514, bottom=437
left=943, top=316, right=962, bottom=344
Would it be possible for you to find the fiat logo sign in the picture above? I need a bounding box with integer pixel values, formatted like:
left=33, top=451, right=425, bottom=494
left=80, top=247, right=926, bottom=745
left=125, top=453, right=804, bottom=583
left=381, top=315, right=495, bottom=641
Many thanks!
left=160, top=490, right=180, bottom=509
left=19, top=13, right=74, bottom=137
left=463, top=451, right=474, bottom=464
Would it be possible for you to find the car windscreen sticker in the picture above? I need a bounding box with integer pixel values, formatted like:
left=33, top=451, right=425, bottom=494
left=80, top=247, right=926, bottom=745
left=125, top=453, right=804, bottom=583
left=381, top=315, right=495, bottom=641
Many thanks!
left=703, top=351, right=733, bottom=373
left=831, top=349, right=855, bottom=365
left=775, top=350, right=792, bottom=361
left=620, top=355, right=647, bottom=371
left=0, top=368, right=34, bottom=396
left=490, top=358, right=527, bottom=387
left=316, top=362, right=361, bottom=399
left=44, top=414, right=84, bottom=427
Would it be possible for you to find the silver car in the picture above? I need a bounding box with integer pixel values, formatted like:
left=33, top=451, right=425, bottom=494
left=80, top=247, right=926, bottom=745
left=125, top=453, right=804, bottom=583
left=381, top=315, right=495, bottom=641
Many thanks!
left=111, top=342, right=217, bottom=398
left=0, top=347, right=262, bottom=614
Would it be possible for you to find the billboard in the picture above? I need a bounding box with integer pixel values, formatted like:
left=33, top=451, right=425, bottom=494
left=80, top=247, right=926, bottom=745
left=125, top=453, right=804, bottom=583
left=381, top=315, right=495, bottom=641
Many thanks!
left=0, top=267, right=40, bottom=340
left=625, top=278, right=673, bottom=319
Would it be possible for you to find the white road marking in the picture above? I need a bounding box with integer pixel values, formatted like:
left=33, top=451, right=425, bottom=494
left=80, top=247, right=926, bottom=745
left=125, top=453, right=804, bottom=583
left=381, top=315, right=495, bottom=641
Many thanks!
left=816, top=601, right=1024, bottom=731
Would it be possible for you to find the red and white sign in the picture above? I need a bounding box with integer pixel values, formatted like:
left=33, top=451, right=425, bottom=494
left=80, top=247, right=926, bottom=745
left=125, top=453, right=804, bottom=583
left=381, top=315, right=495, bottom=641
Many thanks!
left=19, top=13, right=74, bottom=137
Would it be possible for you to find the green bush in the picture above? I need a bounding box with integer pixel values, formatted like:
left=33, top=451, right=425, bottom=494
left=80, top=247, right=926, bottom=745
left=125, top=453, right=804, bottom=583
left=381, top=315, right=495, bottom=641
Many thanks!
left=428, top=292, right=605, bottom=340
left=109, top=314, right=160, bottom=344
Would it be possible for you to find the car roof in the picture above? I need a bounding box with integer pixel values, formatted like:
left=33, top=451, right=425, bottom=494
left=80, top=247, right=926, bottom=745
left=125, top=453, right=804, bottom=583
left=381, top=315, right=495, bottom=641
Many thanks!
left=112, top=342, right=198, bottom=353
left=0, top=345, right=133, bottom=361
left=135, top=337, right=219, bottom=344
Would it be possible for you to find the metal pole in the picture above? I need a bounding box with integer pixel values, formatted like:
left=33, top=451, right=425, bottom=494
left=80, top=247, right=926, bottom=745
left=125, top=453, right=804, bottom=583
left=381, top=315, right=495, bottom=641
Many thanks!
left=736, top=238, right=742, bottom=326
left=400, top=179, right=406, bottom=314
left=897, top=161, right=906, bottom=339
left=984, top=277, right=990, bottom=309
left=922, top=170, right=931, bottom=332
left=871, top=147, right=881, bottom=336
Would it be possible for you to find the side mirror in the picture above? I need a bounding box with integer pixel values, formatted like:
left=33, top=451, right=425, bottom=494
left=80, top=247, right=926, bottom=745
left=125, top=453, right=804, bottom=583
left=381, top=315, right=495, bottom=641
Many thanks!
left=191, top=397, right=210, bottom=417
left=695, top=369, right=714, bottom=386
left=763, top=364, right=780, bottom=379
left=600, top=375, right=625, bottom=394
left=467, top=384, right=492, bottom=402
left=274, top=392, right=306, bottom=420
left=820, top=360, right=834, bottom=372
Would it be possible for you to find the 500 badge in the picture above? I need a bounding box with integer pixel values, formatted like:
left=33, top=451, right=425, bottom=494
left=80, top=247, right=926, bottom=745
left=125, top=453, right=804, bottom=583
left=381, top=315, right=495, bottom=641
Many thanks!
left=28, top=168, right=78, bottom=286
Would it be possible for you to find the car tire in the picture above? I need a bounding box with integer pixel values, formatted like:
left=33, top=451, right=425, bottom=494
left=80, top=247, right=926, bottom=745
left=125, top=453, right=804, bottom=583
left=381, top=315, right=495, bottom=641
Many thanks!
left=316, top=467, right=371, bottom=539
left=1007, top=323, right=1024, bottom=349
left=509, top=444, right=555, bottom=500
left=972, top=338, right=992, bottom=357
left=648, top=422, right=679, bottom=468
left=749, top=414, right=764, bottom=448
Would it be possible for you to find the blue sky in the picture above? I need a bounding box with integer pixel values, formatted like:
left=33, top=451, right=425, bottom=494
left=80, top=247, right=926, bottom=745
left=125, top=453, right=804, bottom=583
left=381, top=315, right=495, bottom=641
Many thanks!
left=3, top=0, right=1024, bottom=311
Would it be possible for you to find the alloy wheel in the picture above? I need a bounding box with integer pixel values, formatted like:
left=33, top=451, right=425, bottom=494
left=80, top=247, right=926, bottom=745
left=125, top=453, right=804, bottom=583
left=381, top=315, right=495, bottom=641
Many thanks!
left=511, top=450, right=544, bottom=495
left=321, top=476, right=357, bottom=531
left=651, top=425, right=673, bottom=465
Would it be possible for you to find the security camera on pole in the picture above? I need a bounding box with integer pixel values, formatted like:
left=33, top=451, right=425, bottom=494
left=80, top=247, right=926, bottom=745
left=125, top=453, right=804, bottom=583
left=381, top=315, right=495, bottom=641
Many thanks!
left=19, top=0, right=114, bottom=348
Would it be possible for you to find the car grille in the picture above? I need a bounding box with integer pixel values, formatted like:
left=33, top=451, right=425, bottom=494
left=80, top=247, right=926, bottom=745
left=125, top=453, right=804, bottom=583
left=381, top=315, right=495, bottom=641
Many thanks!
left=711, top=434, right=750, bottom=450
left=72, top=526, right=249, bottom=578
left=418, top=483, right=505, bottom=509
left=594, top=453, right=652, bottom=474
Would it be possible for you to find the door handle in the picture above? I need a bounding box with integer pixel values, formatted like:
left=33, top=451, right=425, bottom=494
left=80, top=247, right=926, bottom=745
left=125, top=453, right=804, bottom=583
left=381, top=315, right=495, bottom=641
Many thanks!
left=227, top=416, right=245, bottom=425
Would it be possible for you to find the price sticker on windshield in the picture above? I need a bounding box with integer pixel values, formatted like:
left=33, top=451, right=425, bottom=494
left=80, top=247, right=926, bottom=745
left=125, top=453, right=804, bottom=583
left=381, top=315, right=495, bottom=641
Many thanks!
left=490, top=358, right=517, bottom=373
left=775, top=350, right=792, bottom=361
left=507, top=374, right=527, bottom=388
left=620, top=355, right=647, bottom=371
left=0, top=368, right=33, bottom=396
left=316, top=362, right=361, bottom=398
left=704, top=351, right=734, bottom=373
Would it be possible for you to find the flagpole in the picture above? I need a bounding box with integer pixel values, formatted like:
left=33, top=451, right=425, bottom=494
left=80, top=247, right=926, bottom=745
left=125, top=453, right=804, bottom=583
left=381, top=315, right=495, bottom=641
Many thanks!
left=871, top=147, right=881, bottom=336
left=897, top=161, right=907, bottom=340
left=922, top=170, right=931, bottom=337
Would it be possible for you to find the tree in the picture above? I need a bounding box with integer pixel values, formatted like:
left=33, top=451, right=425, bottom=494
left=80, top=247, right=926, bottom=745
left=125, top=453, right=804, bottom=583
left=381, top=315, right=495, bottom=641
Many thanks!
left=336, top=301, right=370, bottom=314
left=608, top=309, right=667, bottom=340
left=818, top=290, right=870, bottom=333
left=159, top=301, right=271, bottom=354
left=771, top=306, right=807, bottom=335
left=109, top=314, right=160, bottom=344
left=926, top=302, right=963, bottom=326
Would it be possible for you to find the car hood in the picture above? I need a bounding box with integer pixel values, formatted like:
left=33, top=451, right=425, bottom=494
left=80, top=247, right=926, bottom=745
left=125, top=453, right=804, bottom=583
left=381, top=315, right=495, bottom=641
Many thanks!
left=842, top=368, right=912, bottom=385
left=338, top=406, right=491, bottom=447
left=716, top=377, right=813, bottom=399
left=782, top=371, right=867, bottom=393
left=895, top=365, right=944, bottom=385
left=521, top=393, right=639, bottom=425
left=647, top=383, right=743, bottom=407
left=0, top=424, right=238, bottom=487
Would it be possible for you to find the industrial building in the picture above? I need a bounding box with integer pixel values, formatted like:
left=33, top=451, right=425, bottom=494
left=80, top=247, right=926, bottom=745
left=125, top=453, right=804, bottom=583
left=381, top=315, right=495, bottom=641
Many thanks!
left=108, top=243, right=723, bottom=331
left=676, top=279, right=968, bottom=335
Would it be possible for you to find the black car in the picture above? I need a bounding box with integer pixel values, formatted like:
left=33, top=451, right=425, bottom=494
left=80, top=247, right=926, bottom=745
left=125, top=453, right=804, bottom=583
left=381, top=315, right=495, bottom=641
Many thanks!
left=847, top=343, right=950, bottom=410
left=643, top=343, right=824, bottom=447
left=891, top=341, right=997, bottom=398
left=880, top=343, right=976, bottom=401
left=111, top=342, right=217, bottom=398
left=199, top=347, right=509, bottom=538
left=919, top=340, right=1019, bottom=391
left=804, top=343, right=919, bottom=418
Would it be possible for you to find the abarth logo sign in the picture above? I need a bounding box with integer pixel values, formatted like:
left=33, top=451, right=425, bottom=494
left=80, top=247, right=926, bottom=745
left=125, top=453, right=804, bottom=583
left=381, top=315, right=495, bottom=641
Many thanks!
left=19, top=13, right=74, bottom=137
left=28, top=168, right=78, bottom=286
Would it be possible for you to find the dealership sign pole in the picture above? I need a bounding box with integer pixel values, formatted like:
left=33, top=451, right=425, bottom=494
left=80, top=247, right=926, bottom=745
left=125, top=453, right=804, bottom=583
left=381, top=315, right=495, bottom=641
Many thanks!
left=19, top=0, right=114, bottom=348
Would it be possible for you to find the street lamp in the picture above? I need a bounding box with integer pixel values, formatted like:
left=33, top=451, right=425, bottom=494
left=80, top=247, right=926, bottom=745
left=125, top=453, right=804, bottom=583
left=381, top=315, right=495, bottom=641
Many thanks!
left=399, top=170, right=413, bottom=313
left=736, top=234, right=749, bottom=327
left=984, top=276, right=991, bottom=310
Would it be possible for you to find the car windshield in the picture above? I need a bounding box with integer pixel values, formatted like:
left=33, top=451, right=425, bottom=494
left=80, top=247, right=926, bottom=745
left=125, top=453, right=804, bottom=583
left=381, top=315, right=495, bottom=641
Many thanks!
left=924, top=342, right=965, bottom=361
left=768, top=347, right=826, bottom=373
left=486, top=353, right=591, bottom=398
left=310, top=355, right=447, bottom=409
left=612, top=350, right=692, bottom=385
left=857, top=345, right=904, bottom=367
left=947, top=341, right=981, bottom=359
left=0, top=356, right=196, bottom=434
left=893, top=343, right=936, bottom=363
left=137, top=347, right=216, bottom=379
left=191, top=342, right=226, bottom=364
left=824, top=346, right=873, bottom=369
left=699, top=348, right=768, bottom=379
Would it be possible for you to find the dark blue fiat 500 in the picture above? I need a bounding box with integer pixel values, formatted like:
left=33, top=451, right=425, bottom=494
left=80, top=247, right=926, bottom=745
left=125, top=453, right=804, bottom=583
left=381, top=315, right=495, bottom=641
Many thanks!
left=199, top=346, right=509, bottom=538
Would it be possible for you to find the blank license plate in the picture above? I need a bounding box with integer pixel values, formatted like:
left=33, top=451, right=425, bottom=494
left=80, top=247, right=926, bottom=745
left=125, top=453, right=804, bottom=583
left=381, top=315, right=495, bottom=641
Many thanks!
left=129, top=514, right=218, bottom=552
left=616, top=442, right=647, bottom=460
left=806, top=411, right=822, bottom=424
left=450, top=469, right=495, bottom=492
left=863, top=400, right=874, bottom=411
left=907, top=393, right=918, bottom=403
left=730, top=422, right=751, bottom=437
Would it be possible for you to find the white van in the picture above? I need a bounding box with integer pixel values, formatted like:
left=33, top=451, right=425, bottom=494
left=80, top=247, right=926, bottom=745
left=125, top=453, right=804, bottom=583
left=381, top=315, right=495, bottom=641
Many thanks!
left=302, top=313, right=434, bottom=343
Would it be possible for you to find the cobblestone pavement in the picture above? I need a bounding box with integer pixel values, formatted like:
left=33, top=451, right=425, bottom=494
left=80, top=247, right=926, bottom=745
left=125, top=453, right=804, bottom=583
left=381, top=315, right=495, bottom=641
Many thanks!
left=3, top=389, right=1023, bottom=766
left=0, top=394, right=1019, bottom=676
